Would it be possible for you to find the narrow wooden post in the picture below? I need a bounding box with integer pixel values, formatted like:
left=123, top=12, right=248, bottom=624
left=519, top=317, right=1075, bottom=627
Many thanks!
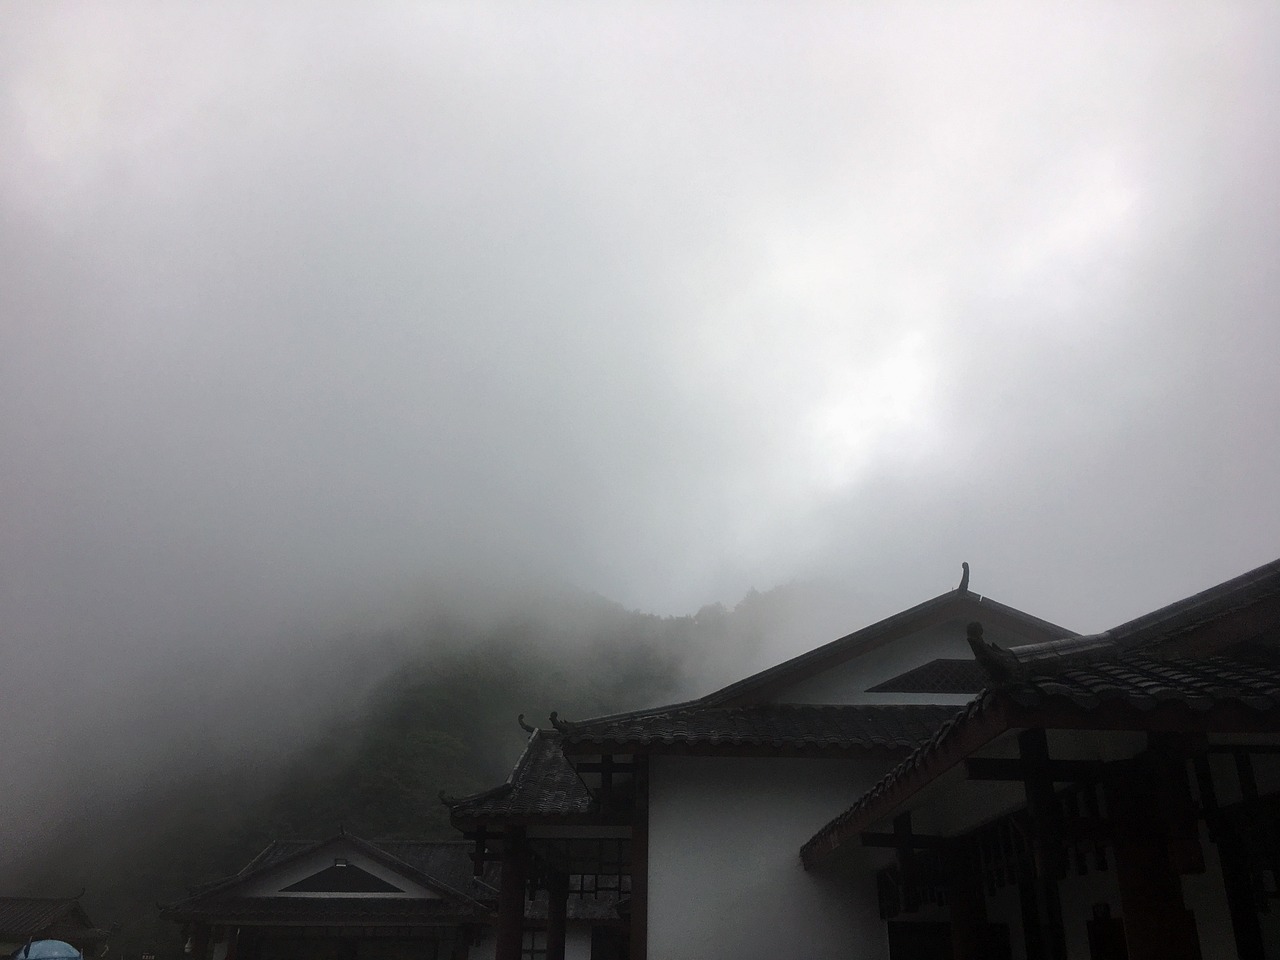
left=889, top=812, right=927, bottom=913
left=495, top=829, right=528, bottom=960
left=947, top=845, right=989, bottom=960
left=1019, top=729, right=1067, bottom=960
left=189, top=925, right=210, bottom=960
left=1194, top=754, right=1264, bottom=960
left=631, top=754, right=649, bottom=960
left=449, top=925, right=473, bottom=960
left=545, top=870, right=568, bottom=960
left=1106, top=746, right=1201, bottom=960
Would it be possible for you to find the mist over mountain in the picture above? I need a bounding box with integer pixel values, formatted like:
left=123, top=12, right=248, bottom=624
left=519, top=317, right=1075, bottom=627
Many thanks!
left=2, top=578, right=852, bottom=957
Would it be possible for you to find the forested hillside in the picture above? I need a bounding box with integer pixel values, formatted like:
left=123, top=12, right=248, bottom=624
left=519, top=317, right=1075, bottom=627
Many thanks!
left=5, top=581, right=843, bottom=960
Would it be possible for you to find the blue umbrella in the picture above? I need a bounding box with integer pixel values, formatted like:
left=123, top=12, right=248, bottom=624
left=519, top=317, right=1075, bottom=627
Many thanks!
left=12, top=942, right=83, bottom=960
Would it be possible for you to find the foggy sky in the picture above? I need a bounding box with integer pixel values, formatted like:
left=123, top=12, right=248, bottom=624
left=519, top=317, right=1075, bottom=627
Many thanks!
left=4, top=5, right=1280, bottom=715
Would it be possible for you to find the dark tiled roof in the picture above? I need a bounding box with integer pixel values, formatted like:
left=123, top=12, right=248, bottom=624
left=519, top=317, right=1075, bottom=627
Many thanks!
left=447, top=730, right=595, bottom=825
left=996, top=556, right=1280, bottom=672
left=802, top=653, right=1280, bottom=868
left=0, top=899, right=96, bottom=938
left=171, top=897, right=484, bottom=923
left=374, top=841, right=499, bottom=894
left=1001, top=654, right=1280, bottom=711
left=557, top=703, right=964, bottom=751
left=1106, top=556, right=1280, bottom=653
left=866, top=659, right=988, bottom=694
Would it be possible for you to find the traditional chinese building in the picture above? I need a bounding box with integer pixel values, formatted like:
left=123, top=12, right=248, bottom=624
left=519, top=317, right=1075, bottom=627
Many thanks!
left=164, top=829, right=628, bottom=960
left=451, top=558, right=1280, bottom=960
left=164, top=835, right=500, bottom=960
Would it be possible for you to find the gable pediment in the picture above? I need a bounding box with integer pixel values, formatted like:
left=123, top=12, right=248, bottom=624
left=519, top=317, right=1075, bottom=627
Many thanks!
left=710, top=591, right=1074, bottom=707
left=280, top=864, right=405, bottom=894
left=236, top=839, right=441, bottom=900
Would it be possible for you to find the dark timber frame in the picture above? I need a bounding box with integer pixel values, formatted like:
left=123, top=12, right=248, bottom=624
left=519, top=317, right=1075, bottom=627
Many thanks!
left=859, top=728, right=1280, bottom=960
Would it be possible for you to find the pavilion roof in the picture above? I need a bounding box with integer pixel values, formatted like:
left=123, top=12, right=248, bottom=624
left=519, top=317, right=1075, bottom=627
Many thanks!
left=445, top=730, right=597, bottom=827
left=976, top=555, right=1280, bottom=678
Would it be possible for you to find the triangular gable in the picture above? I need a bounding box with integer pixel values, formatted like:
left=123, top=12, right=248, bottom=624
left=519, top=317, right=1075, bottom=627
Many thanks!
left=545, top=585, right=1075, bottom=748
left=173, top=835, right=484, bottom=911
left=702, top=588, right=1075, bottom=706
left=280, top=864, right=405, bottom=894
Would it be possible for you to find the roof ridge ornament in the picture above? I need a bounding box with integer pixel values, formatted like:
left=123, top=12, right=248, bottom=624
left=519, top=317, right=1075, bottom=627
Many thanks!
left=517, top=714, right=536, bottom=734
left=959, top=562, right=970, bottom=592
left=966, top=621, right=1024, bottom=683
left=548, top=711, right=570, bottom=731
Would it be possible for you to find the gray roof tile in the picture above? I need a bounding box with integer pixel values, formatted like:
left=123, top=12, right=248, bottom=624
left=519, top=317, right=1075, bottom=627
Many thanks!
left=446, top=731, right=595, bottom=824
left=557, top=703, right=964, bottom=750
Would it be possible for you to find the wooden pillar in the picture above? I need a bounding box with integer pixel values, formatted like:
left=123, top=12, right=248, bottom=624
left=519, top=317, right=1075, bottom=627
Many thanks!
left=449, top=925, right=473, bottom=960
left=1019, top=729, right=1067, bottom=960
left=1194, top=754, right=1264, bottom=960
left=190, top=924, right=210, bottom=960
left=1106, top=753, right=1201, bottom=960
left=892, top=813, right=920, bottom=913
left=947, top=847, right=989, bottom=960
left=545, top=870, right=568, bottom=960
left=631, top=754, right=649, bottom=960
left=495, top=829, right=528, bottom=960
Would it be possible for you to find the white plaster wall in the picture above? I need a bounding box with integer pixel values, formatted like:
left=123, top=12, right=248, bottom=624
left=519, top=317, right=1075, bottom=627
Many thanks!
left=647, top=755, right=894, bottom=960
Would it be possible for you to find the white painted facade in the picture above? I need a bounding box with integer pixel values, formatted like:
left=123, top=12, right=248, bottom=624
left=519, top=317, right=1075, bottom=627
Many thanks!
left=639, top=598, right=1061, bottom=959
left=634, top=591, right=1276, bottom=960
left=648, top=755, right=889, bottom=960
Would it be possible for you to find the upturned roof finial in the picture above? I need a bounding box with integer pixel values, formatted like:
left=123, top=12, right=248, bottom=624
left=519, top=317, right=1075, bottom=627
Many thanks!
left=959, top=561, right=970, bottom=592
left=966, top=620, right=1023, bottom=683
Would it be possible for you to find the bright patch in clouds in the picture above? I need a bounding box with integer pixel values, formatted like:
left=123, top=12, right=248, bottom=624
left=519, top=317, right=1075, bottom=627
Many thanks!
left=803, top=332, right=939, bottom=493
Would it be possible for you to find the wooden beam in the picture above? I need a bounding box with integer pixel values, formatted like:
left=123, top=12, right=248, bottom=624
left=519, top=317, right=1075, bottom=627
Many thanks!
left=860, top=832, right=954, bottom=850
left=1207, top=744, right=1280, bottom=755
left=965, top=757, right=1105, bottom=782
left=565, top=740, right=913, bottom=759
left=573, top=760, right=637, bottom=773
